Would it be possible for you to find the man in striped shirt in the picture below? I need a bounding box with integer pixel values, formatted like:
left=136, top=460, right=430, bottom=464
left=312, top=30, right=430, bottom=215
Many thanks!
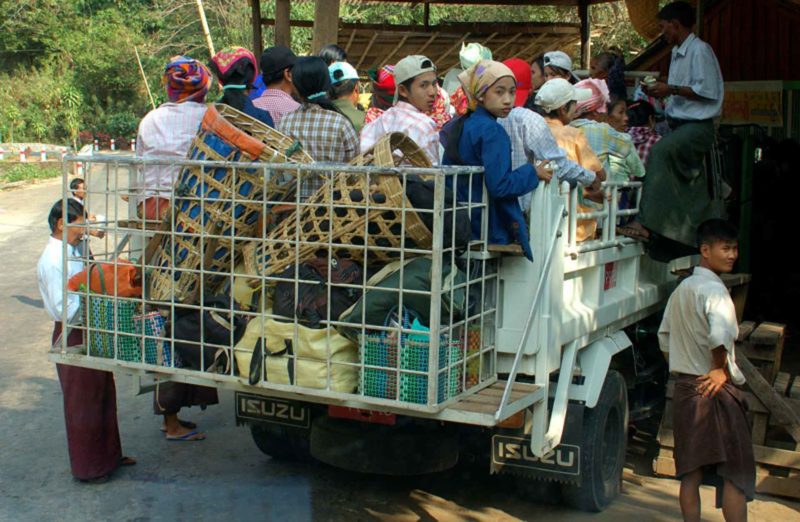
left=360, top=55, right=441, bottom=165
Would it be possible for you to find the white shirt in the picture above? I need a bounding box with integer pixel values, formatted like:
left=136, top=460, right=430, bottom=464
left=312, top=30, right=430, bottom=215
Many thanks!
left=666, top=33, right=724, bottom=121
left=360, top=102, right=440, bottom=165
left=134, top=101, right=208, bottom=207
left=498, top=108, right=596, bottom=210
left=37, top=237, right=84, bottom=322
left=658, top=266, right=745, bottom=385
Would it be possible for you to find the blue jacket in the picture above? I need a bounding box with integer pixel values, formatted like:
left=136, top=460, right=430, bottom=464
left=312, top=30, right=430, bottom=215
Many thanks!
left=241, top=97, right=275, bottom=127
left=442, top=107, right=539, bottom=260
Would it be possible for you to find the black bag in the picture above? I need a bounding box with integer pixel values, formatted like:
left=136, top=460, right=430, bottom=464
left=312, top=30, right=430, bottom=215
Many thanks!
left=272, top=257, right=363, bottom=328
left=405, top=175, right=471, bottom=250
left=171, top=295, right=249, bottom=373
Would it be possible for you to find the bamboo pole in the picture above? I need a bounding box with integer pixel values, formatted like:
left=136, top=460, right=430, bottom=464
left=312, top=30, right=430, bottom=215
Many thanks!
left=135, top=46, right=157, bottom=110
left=196, top=0, right=216, bottom=58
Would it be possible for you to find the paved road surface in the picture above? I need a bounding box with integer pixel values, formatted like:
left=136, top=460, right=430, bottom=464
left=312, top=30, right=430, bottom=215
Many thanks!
left=1, top=175, right=798, bottom=521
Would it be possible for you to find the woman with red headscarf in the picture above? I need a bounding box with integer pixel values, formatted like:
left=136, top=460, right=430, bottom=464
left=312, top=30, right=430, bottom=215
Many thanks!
left=364, top=64, right=396, bottom=124
left=209, top=47, right=274, bottom=127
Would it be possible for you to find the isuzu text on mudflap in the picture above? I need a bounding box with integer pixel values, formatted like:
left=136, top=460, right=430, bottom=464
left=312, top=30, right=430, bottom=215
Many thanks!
left=51, top=138, right=686, bottom=512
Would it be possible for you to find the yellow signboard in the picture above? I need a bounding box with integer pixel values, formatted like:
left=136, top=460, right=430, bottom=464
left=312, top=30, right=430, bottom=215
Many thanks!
left=722, top=82, right=783, bottom=127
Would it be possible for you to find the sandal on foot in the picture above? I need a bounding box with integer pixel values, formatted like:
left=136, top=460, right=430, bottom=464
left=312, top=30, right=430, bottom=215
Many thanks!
left=166, top=430, right=205, bottom=442
left=159, top=419, right=197, bottom=433
left=120, top=456, right=136, bottom=466
left=617, top=223, right=650, bottom=241
left=79, top=474, right=110, bottom=484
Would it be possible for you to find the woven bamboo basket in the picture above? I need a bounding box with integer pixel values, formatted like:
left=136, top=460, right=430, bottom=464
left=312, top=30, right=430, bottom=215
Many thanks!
left=146, top=104, right=314, bottom=304
left=243, top=132, right=434, bottom=280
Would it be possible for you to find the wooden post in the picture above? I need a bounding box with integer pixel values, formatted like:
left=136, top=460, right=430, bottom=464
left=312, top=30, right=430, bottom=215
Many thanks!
left=196, top=0, right=216, bottom=58
left=424, top=1, right=431, bottom=29
left=695, top=0, right=704, bottom=38
left=275, top=0, right=292, bottom=48
left=579, top=0, right=591, bottom=69
left=311, top=0, right=341, bottom=54
left=251, top=0, right=263, bottom=56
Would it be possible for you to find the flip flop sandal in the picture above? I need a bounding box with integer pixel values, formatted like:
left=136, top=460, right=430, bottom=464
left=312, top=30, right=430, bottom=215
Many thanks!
left=166, top=430, right=205, bottom=442
left=617, top=225, right=650, bottom=242
left=159, top=419, right=197, bottom=433
left=79, top=475, right=111, bottom=484
left=119, top=456, right=136, bottom=466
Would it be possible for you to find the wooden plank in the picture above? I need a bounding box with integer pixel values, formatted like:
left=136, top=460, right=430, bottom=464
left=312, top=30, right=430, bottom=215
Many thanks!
left=756, top=469, right=800, bottom=499
left=737, top=321, right=757, bottom=342
left=752, top=413, right=769, bottom=445
left=311, top=0, right=341, bottom=54
left=739, top=353, right=800, bottom=442
left=355, top=32, right=379, bottom=70
left=754, top=445, right=800, bottom=471
left=790, top=378, right=800, bottom=400
left=738, top=342, right=777, bottom=363
left=274, top=0, right=291, bottom=48
left=775, top=372, right=791, bottom=396
left=750, top=322, right=786, bottom=346
left=433, top=32, right=472, bottom=64
left=377, top=34, right=410, bottom=70
left=343, top=26, right=357, bottom=54
left=653, top=456, right=677, bottom=477
left=415, top=32, right=440, bottom=57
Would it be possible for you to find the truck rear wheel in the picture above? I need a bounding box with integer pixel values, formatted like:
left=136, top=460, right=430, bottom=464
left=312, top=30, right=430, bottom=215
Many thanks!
left=561, top=370, right=628, bottom=512
left=250, top=423, right=312, bottom=462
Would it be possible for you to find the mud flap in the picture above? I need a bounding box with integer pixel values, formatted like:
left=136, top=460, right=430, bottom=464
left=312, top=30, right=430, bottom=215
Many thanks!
left=491, top=402, right=584, bottom=484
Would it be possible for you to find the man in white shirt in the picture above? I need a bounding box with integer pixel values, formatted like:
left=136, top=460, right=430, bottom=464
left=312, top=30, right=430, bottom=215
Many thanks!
left=622, top=1, right=724, bottom=259
left=658, top=219, right=753, bottom=522
left=38, top=199, right=133, bottom=482
left=360, top=55, right=441, bottom=165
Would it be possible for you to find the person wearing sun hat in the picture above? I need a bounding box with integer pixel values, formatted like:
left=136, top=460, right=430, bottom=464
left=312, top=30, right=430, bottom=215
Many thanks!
left=328, top=61, right=366, bottom=132
left=360, top=55, right=440, bottom=164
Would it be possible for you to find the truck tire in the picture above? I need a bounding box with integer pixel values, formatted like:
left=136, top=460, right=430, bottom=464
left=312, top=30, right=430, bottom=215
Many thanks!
left=250, top=423, right=312, bottom=462
left=561, top=370, right=628, bottom=512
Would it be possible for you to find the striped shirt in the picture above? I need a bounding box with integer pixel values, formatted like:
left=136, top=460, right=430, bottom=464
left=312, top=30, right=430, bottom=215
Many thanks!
left=278, top=103, right=359, bottom=199
left=134, top=101, right=207, bottom=207
left=570, top=119, right=644, bottom=182
left=360, top=101, right=440, bottom=165
left=253, top=88, right=300, bottom=126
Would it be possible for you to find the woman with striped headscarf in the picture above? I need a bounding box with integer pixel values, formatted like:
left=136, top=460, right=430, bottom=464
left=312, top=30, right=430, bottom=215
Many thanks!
left=209, top=47, right=274, bottom=127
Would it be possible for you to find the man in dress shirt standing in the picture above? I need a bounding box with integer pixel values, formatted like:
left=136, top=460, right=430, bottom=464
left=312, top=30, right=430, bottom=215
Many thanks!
left=659, top=219, right=753, bottom=522
left=39, top=199, right=133, bottom=482
left=622, top=1, right=724, bottom=260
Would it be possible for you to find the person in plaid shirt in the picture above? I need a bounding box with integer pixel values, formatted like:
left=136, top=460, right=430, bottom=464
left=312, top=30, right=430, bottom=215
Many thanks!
left=626, top=100, right=662, bottom=166
left=278, top=56, right=359, bottom=200
left=253, top=46, right=300, bottom=126
left=360, top=55, right=441, bottom=165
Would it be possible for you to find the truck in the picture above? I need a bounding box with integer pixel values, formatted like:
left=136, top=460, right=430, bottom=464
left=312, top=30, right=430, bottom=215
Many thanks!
left=51, top=134, right=688, bottom=513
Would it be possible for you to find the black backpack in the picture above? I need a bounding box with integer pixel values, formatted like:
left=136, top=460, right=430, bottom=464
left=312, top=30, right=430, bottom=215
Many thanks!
left=405, top=175, right=471, bottom=251
left=272, top=257, right=363, bottom=328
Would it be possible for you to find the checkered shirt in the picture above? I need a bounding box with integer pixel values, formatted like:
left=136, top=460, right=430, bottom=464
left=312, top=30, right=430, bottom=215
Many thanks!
left=134, top=101, right=207, bottom=207
left=571, top=119, right=644, bottom=183
left=628, top=126, right=662, bottom=167
left=360, top=102, right=440, bottom=165
left=277, top=103, right=359, bottom=200
left=253, top=88, right=300, bottom=126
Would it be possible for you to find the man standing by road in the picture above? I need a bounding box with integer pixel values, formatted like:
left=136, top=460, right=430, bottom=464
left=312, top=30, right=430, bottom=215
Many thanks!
left=658, top=219, right=754, bottom=522
left=620, top=1, right=724, bottom=260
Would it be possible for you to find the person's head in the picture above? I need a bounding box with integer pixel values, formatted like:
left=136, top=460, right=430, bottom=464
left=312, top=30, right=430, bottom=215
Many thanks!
left=606, top=96, right=628, bottom=131
left=534, top=78, right=591, bottom=125
left=502, top=58, right=531, bottom=108
left=627, top=100, right=656, bottom=128
left=69, top=178, right=86, bottom=200
left=457, top=60, right=516, bottom=118
left=209, top=47, right=259, bottom=112
left=574, top=78, right=611, bottom=120
left=292, top=56, right=340, bottom=113
left=48, top=199, right=86, bottom=246
left=318, top=43, right=347, bottom=66
left=260, top=45, right=297, bottom=89
left=531, top=54, right=546, bottom=91
left=658, top=1, right=695, bottom=46
left=368, top=64, right=395, bottom=111
left=163, top=55, right=211, bottom=103
left=459, top=42, right=493, bottom=70
left=329, top=61, right=360, bottom=105
left=697, top=219, right=738, bottom=274
left=543, top=51, right=577, bottom=83
left=394, top=55, right=438, bottom=112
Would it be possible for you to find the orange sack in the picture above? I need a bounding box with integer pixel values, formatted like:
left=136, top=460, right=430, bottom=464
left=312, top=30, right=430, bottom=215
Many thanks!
left=68, top=260, right=142, bottom=297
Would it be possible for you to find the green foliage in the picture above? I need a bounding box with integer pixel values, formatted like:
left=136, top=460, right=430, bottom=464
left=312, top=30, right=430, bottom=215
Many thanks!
left=0, top=163, right=61, bottom=184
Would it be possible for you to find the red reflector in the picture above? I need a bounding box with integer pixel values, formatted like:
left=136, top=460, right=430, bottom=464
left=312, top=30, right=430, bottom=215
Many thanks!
left=328, top=406, right=396, bottom=425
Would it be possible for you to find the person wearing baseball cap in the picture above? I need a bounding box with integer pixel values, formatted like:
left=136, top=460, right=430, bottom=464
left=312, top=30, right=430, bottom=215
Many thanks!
left=534, top=79, right=606, bottom=240
left=253, top=45, right=300, bottom=126
left=543, top=50, right=579, bottom=84
left=328, top=61, right=366, bottom=132
left=360, top=55, right=440, bottom=164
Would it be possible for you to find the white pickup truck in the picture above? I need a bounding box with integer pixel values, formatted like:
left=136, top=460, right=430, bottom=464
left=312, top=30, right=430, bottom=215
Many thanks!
left=51, top=150, right=684, bottom=512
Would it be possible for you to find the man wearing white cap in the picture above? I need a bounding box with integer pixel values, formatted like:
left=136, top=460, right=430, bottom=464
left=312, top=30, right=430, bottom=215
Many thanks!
left=359, top=55, right=440, bottom=164
left=329, top=61, right=366, bottom=132
left=543, top=51, right=579, bottom=83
